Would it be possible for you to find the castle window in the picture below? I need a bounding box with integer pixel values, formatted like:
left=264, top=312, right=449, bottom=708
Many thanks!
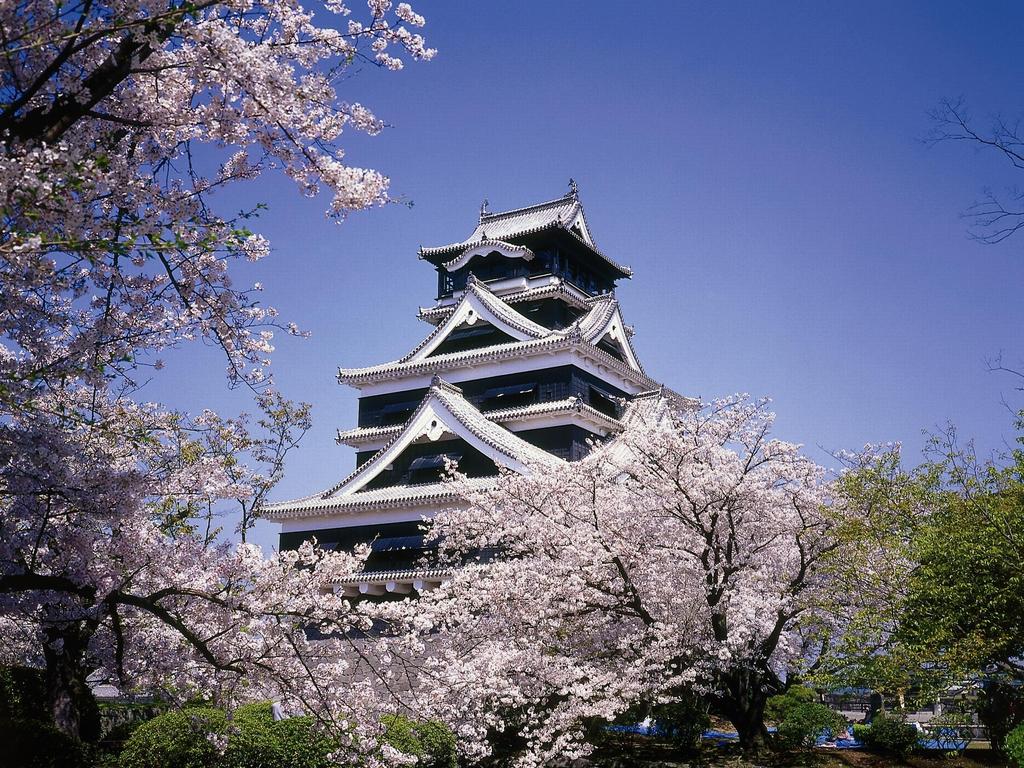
left=588, top=385, right=620, bottom=418
left=482, top=382, right=537, bottom=409
left=408, top=452, right=461, bottom=483
left=379, top=400, right=419, bottom=425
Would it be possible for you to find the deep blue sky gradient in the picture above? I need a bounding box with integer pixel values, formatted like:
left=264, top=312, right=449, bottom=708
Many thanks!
left=148, top=1, right=1024, bottom=552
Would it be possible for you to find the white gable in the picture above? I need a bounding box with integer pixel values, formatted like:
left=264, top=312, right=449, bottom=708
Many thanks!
left=401, top=279, right=550, bottom=363
left=326, top=380, right=561, bottom=498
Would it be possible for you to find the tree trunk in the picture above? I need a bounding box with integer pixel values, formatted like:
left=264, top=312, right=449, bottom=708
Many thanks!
left=732, top=703, right=771, bottom=755
left=42, top=624, right=95, bottom=741
left=717, top=668, right=774, bottom=755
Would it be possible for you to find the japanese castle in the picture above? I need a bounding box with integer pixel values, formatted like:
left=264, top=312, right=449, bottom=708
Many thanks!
left=263, top=183, right=689, bottom=594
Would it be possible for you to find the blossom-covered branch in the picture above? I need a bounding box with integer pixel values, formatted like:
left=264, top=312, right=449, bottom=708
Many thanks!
left=377, top=396, right=845, bottom=764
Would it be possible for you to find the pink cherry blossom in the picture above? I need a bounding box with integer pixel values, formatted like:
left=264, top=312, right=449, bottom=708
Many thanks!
left=374, top=396, right=846, bottom=762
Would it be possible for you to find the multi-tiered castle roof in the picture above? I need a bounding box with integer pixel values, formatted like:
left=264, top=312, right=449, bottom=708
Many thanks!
left=263, top=184, right=689, bottom=596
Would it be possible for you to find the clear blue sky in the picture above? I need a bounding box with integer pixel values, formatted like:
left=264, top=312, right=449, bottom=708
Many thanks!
left=150, top=1, right=1024, bottom=552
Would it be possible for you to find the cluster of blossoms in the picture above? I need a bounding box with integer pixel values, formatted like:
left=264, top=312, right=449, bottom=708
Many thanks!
left=0, top=0, right=432, bottom=759
left=1, top=0, right=434, bottom=387
left=372, top=396, right=844, bottom=765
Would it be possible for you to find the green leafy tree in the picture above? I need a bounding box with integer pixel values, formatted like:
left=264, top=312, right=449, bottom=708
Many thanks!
left=814, top=447, right=944, bottom=708
left=822, top=416, right=1024, bottom=749
left=901, top=424, right=1024, bottom=679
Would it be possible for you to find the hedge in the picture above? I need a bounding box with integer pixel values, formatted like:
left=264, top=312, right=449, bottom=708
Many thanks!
left=118, top=707, right=229, bottom=768
left=117, top=703, right=457, bottom=768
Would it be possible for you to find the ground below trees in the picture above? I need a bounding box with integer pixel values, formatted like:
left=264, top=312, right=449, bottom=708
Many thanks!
left=577, top=738, right=1005, bottom=768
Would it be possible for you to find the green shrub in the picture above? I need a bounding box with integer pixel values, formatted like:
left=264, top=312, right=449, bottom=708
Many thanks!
left=0, top=718, right=90, bottom=768
left=382, top=714, right=458, bottom=768
left=272, top=716, right=339, bottom=768
left=775, top=702, right=846, bottom=749
left=118, top=707, right=228, bottom=768
left=651, top=696, right=711, bottom=751
left=117, top=703, right=457, bottom=768
left=852, top=723, right=871, bottom=742
left=0, top=667, right=50, bottom=724
left=979, top=682, right=1024, bottom=755
left=863, top=714, right=919, bottom=758
left=765, top=686, right=817, bottom=724
left=221, top=702, right=283, bottom=768
left=1006, top=723, right=1024, bottom=767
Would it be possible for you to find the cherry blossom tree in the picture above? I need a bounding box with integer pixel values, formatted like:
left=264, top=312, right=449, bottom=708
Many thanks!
left=0, top=0, right=433, bottom=752
left=388, top=397, right=841, bottom=763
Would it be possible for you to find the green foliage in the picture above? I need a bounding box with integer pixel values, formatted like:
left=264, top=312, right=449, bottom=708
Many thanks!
left=862, top=714, right=919, bottom=758
left=271, top=716, right=339, bottom=768
left=118, top=707, right=229, bottom=768
left=852, top=723, right=871, bottom=742
left=901, top=430, right=1024, bottom=677
left=382, top=713, right=458, bottom=768
left=0, top=718, right=90, bottom=768
left=117, top=703, right=456, bottom=768
left=818, top=419, right=1024, bottom=713
left=775, top=702, right=846, bottom=749
left=814, top=449, right=940, bottom=698
left=764, top=685, right=816, bottom=724
left=977, top=681, right=1024, bottom=755
left=650, top=695, right=711, bottom=751
left=225, top=703, right=338, bottom=768
left=0, top=666, right=50, bottom=723
left=1006, top=722, right=1024, bottom=766
left=222, top=702, right=281, bottom=768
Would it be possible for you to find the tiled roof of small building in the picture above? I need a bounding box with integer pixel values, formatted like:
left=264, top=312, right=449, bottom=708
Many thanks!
left=334, top=566, right=452, bottom=586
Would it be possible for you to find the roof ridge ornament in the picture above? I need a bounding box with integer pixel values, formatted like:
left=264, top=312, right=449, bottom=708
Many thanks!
left=568, top=178, right=579, bottom=199
left=430, top=375, right=463, bottom=395
left=479, top=198, right=490, bottom=221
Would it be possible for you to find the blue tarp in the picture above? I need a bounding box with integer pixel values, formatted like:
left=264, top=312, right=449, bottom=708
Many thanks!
left=918, top=728, right=970, bottom=752
left=834, top=738, right=864, bottom=749
left=702, top=730, right=740, bottom=743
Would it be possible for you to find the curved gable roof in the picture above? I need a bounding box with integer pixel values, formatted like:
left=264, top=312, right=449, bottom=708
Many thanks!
left=573, top=298, right=645, bottom=374
left=319, top=377, right=561, bottom=499
left=441, top=240, right=535, bottom=273
left=400, top=277, right=552, bottom=363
